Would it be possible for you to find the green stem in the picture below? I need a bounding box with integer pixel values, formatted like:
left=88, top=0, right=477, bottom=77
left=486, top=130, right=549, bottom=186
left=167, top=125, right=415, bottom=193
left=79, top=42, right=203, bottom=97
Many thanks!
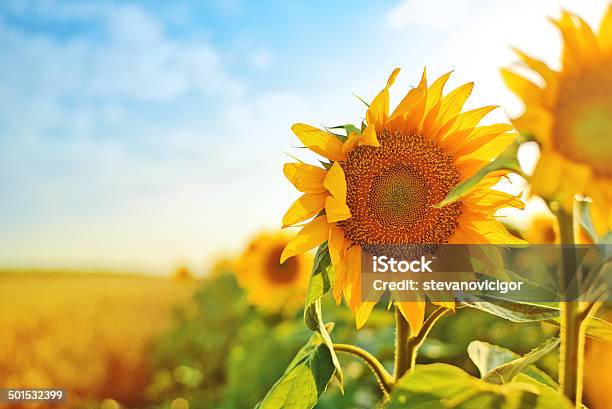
left=555, top=207, right=583, bottom=407
left=394, top=307, right=411, bottom=379
left=413, top=306, right=450, bottom=350
left=333, top=343, right=394, bottom=394
left=394, top=306, right=450, bottom=381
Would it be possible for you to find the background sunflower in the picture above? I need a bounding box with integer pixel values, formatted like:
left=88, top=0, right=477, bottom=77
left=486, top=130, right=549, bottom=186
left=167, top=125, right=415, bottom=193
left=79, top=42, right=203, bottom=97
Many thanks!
left=502, top=5, right=612, bottom=235
left=236, top=231, right=311, bottom=313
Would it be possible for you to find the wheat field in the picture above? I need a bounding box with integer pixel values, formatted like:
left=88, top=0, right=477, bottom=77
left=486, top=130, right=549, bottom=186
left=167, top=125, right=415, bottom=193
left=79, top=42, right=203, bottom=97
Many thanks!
left=0, top=272, right=199, bottom=408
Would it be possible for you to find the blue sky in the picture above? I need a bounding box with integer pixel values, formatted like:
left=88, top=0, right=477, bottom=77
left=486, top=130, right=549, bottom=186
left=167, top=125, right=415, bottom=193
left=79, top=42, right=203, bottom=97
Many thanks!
left=0, top=0, right=609, bottom=274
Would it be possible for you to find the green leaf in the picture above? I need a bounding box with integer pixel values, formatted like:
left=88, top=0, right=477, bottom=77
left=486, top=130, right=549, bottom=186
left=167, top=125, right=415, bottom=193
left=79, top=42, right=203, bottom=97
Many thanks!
left=497, top=269, right=559, bottom=301
left=512, top=374, right=590, bottom=409
left=303, top=243, right=343, bottom=388
left=257, top=333, right=336, bottom=409
left=479, top=338, right=559, bottom=384
left=223, top=321, right=311, bottom=408
left=576, top=199, right=598, bottom=244
left=575, top=199, right=612, bottom=244
left=304, top=242, right=335, bottom=307
left=462, top=296, right=612, bottom=342
left=435, top=136, right=526, bottom=208
left=386, top=363, right=573, bottom=409
left=462, top=296, right=560, bottom=322
left=327, top=124, right=361, bottom=137
left=468, top=340, right=557, bottom=388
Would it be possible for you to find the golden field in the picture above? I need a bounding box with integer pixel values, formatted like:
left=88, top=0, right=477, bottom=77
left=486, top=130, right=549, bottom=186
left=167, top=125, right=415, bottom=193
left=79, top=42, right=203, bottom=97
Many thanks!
left=0, top=272, right=199, bottom=408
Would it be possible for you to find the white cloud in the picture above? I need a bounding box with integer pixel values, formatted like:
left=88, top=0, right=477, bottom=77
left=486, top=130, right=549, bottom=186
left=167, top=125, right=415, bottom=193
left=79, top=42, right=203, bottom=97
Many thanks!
left=250, top=48, right=273, bottom=68
left=387, top=0, right=472, bottom=30
left=0, top=2, right=243, bottom=105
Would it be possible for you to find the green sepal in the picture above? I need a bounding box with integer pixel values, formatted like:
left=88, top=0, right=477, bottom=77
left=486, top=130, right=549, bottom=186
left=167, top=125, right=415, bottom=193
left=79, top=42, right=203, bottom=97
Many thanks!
left=435, top=136, right=526, bottom=208
left=352, top=92, right=370, bottom=107
left=327, top=124, right=361, bottom=137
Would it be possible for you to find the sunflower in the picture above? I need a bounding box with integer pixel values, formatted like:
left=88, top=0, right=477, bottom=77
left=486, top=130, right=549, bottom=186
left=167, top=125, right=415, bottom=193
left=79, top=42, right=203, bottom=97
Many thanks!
left=281, top=68, right=525, bottom=331
left=502, top=6, right=612, bottom=234
left=236, top=231, right=311, bottom=312
left=523, top=212, right=559, bottom=244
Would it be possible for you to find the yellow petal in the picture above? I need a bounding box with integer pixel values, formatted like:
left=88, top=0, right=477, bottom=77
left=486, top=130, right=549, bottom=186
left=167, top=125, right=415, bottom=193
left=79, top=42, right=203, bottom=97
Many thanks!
left=291, top=123, right=346, bottom=161
left=431, top=115, right=460, bottom=143
left=355, top=302, right=376, bottom=329
left=283, top=163, right=327, bottom=193
left=455, top=158, right=490, bottom=182
left=366, top=68, right=400, bottom=130
left=404, top=71, right=429, bottom=133
left=447, top=223, right=473, bottom=244
left=512, top=107, right=553, bottom=146
left=437, top=82, right=474, bottom=126
left=599, top=4, right=612, bottom=52
left=463, top=216, right=527, bottom=245
left=366, top=89, right=389, bottom=130
left=386, top=67, right=401, bottom=87
left=358, top=125, right=380, bottom=147
left=463, top=189, right=525, bottom=213
left=510, top=49, right=558, bottom=108
left=366, top=92, right=389, bottom=129
left=325, top=196, right=352, bottom=223
left=346, top=245, right=362, bottom=310
left=396, top=302, right=425, bottom=335
left=531, top=151, right=563, bottom=199
left=328, top=223, right=346, bottom=266
left=323, top=162, right=347, bottom=202
left=454, top=124, right=514, bottom=157
left=455, top=105, right=499, bottom=133
left=545, top=157, right=591, bottom=213
left=467, top=124, right=514, bottom=140
left=385, top=112, right=410, bottom=134
left=333, top=255, right=348, bottom=303
left=470, top=171, right=508, bottom=190
left=423, top=99, right=443, bottom=138
left=500, top=69, right=545, bottom=107
left=512, top=48, right=557, bottom=89
left=553, top=11, right=593, bottom=72
left=391, top=67, right=427, bottom=119
left=588, top=180, right=612, bottom=234
left=456, top=132, right=516, bottom=162
left=424, top=71, right=452, bottom=120
left=342, top=131, right=360, bottom=154
left=282, top=193, right=327, bottom=227
left=575, top=15, right=599, bottom=61
left=280, top=215, right=330, bottom=263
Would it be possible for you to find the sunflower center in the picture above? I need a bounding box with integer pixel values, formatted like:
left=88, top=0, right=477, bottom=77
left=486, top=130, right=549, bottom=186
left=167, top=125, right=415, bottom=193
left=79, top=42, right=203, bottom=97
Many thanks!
left=266, top=245, right=299, bottom=284
left=338, top=129, right=462, bottom=245
left=553, top=62, right=612, bottom=177
left=368, top=164, right=427, bottom=227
